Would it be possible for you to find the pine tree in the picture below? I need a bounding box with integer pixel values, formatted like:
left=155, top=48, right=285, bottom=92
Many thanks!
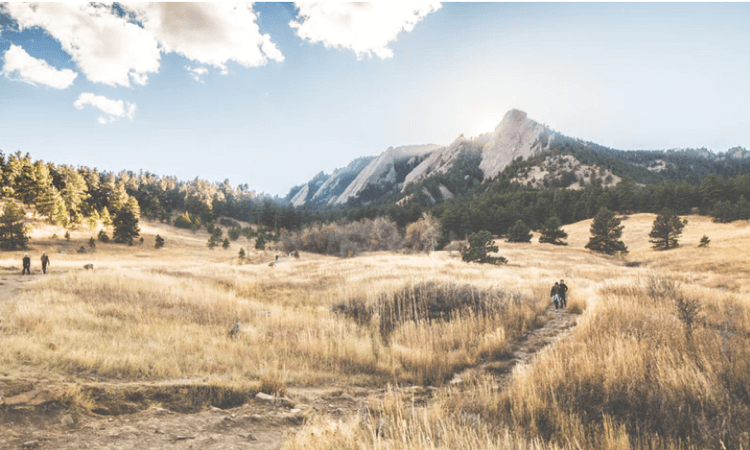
left=586, top=207, right=628, bottom=255
left=649, top=209, right=687, bottom=250
left=100, top=206, right=113, bottom=228
left=174, top=211, right=193, bottom=229
left=33, top=162, right=58, bottom=220
left=87, top=209, right=100, bottom=231
left=507, top=219, right=532, bottom=243
left=222, top=238, right=230, bottom=249
left=0, top=201, right=30, bottom=250
left=238, top=247, right=246, bottom=260
left=64, top=231, right=71, bottom=241
left=538, top=216, right=568, bottom=245
left=88, top=237, right=96, bottom=249
left=155, top=234, right=165, bottom=249
left=52, top=196, right=69, bottom=228
left=461, top=230, right=507, bottom=264
left=207, top=227, right=222, bottom=249
left=255, top=233, right=266, bottom=250
left=736, top=195, right=750, bottom=221
left=98, top=229, right=110, bottom=243
left=112, top=196, right=141, bottom=245
left=699, top=235, right=710, bottom=247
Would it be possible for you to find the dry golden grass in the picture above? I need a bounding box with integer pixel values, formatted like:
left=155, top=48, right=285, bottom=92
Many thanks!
left=4, top=211, right=750, bottom=449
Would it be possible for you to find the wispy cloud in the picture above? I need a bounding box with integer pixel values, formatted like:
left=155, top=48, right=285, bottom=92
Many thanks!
left=1, top=3, right=283, bottom=88
left=186, top=65, right=209, bottom=82
left=74, top=93, right=136, bottom=124
left=2, top=44, right=77, bottom=88
left=290, top=2, right=442, bottom=59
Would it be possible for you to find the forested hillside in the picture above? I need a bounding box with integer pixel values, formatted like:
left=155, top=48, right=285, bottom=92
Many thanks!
left=0, top=150, right=310, bottom=247
left=3, top=142, right=750, bottom=255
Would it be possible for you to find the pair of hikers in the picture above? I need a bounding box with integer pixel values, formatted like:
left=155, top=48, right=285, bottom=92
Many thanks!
left=550, top=279, right=568, bottom=312
left=21, top=252, right=51, bottom=275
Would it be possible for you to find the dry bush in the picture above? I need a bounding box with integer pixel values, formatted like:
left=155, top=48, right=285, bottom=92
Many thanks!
left=335, top=282, right=523, bottom=340
left=404, top=213, right=440, bottom=253
left=333, top=281, right=545, bottom=385
left=282, top=217, right=402, bottom=257
left=645, top=274, right=681, bottom=301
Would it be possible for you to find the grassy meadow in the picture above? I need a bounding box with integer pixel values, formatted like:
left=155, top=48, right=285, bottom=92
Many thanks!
left=2, top=211, right=750, bottom=449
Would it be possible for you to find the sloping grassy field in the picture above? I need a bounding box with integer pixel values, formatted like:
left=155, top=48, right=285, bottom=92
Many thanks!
left=2, top=213, right=749, bottom=449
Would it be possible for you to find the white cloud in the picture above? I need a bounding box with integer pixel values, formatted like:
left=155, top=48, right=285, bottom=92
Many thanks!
left=1, top=3, right=283, bottom=87
left=74, top=92, right=136, bottom=124
left=290, top=2, right=442, bottom=59
left=186, top=65, right=209, bottom=82
left=2, top=44, right=77, bottom=88
left=124, top=3, right=284, bottom=72
left=3, top=3, right=160, bottom=87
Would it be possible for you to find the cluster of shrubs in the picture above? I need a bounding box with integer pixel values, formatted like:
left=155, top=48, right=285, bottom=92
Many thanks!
left=281, top=217, right=401, bottom=258
left=333, top=281, right=523, bottom=340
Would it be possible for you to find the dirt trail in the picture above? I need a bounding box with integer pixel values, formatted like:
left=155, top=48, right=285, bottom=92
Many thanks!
left=0, top=305, right=577, bottom=450
left=0, top=270, right=35, bottom=300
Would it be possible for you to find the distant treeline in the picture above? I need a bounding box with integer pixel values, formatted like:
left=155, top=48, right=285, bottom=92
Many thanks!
left=3, top=147, right=750, bottom=253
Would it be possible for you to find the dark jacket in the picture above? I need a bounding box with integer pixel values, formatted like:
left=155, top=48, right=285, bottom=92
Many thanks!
left=551, top=285, right=559, bottom=296
left=22, top=256, right=31, bottom=267
left=559, top=283, right=568, bottom=297
left=41, top=255, right=50, bottom=266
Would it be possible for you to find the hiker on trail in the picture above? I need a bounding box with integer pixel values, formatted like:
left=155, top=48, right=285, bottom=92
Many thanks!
left=22, top=253, right=31, bottom=275
left=558, top=279, right=568, bottom=309
left=41, top=252, right=50, bottom=274
left=550, top=282, right=560, bottom=312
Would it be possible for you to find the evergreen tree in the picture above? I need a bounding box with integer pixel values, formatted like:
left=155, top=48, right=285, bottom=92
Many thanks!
left=222, top=238, right=230, bottom=249
left=207, top=227, right=222, bottom=249
left=699, top=235, right=710, bottom=247
left=507, top=219, right=532, bottom=243
left=64, top=231, right=70, bottom=241
left=58, top=165, right=88, bottom=227
left=238, top=247, right=246, bottom=260
left=736, top=195, right=750, bottom=221
left=155, top=234, right=165, bottom=249
left=461, top=230, right=507, bottom=264
left=87, top=209, right=100, bottom=231
left=538, top=216, right=568, bottom=245
left=89, top=236, right=96, bottom=249
left=255, top=233, right=266, bottom=250
left=585, top=207, right=628, bottom=255
left=174, top=211, right=193, bottom=229
left=98, top=229, right=110, bottom=243
left=33, top=162, right=58, bottom=220
left=112, top=196, right=141, bottom=244
left=710, top=200, right=734, bottom=223
left=52, top=196, right=69, bottom=228
left=0, top=201, right=30, bottom=250
left=100, top=206, right=113, bottom=228
left=649, top=209, right=687, bottom=250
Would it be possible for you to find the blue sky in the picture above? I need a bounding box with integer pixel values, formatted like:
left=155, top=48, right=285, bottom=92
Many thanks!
left=1, top=2, right=749, bottom=196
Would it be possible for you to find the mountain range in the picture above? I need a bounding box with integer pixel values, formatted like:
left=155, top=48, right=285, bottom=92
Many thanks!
left=286, top=109, right=749, bottom=208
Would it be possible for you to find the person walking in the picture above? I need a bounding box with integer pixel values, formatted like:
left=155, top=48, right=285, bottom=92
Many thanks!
left=41, top=252, right=50, bottom=274
left=558, top=279, right=568, bottom=309
left=21, top=253, right=31, bottom=275
left=550, top=282, right=560, bottom=312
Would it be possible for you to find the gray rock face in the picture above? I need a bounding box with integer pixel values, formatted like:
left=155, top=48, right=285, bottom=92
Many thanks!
left=726, top=146, right=749, bottom=159
left=478, top=109, right=553, bottom=180
left=311, top=156, right=375, bottom=205
left=286, top=109, right=555, bottom=205
left=333, top=144, right=441, bottom=205
left=289, top=171, right=330, bottom=207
